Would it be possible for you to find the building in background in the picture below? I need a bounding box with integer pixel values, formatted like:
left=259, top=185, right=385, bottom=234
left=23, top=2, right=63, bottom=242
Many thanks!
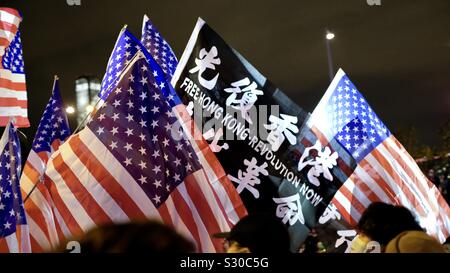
left=75, top=76, right=101, bottom=126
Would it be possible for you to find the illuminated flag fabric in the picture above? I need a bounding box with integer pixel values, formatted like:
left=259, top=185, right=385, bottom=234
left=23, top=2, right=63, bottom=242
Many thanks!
left=45, top=50, right=245, bottom=252
left=141, top=14, right=178, bottom=80
left=0, top=8, right=28, bottom=127
left=0, top=122, right=30, bottom=252
left=20, top=77, right=71, bottom=252
left=98, top=27, right=245, bottom=225
left=100, top=21, right=176, bottom=97
left=310, top=68, right=450, bottom=242
left=100, top=15, right=178, bottom=101
left=99, top=27, right=142, bottom=101
left=171, top=18, right=348, bottom=251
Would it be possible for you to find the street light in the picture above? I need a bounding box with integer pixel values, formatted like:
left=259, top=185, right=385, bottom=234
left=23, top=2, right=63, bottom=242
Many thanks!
left=325, top=29, right=335, bottom=82
left=66, top=106, right=75, bottom=114
left=326, top=32, right=335, bottom=40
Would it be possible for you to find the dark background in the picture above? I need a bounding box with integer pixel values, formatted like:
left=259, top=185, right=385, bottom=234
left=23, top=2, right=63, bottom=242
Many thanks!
left=1, top=0, right=449, bottom=151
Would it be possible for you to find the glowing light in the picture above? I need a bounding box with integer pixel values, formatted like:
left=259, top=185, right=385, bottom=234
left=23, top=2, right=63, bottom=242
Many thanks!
left=66, top=106, right=75, bottom=114
left=326, top=32, right=335, bottom=40
left=86, top=105, right=94, bottom=113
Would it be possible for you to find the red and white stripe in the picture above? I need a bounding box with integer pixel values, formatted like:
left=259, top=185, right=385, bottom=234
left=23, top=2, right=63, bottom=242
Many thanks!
left=0, top=8, right=28, bottom=127
left=331, top=136, right=450, bottom=242
left=94, top=92, right=245, bottom=227
left=0, top=8, right=21, bottom=56
left=311, top=68, right=450, bottom=242
left=21, top=148, right=68, bottom=252
left=173, top=104, right=247, bottom=224
left=0, top=70, right=28, bottom=124
left=44, top=128, right=237, bottom=252
left=0, top=225, right=30, bottom=253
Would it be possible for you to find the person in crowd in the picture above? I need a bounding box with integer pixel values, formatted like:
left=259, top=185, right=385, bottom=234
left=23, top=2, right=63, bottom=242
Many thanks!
left=437, top=173, right=450, bottom=204
left=443, top=236, right=450, bottom=253
left=213, top=213, right=291, bottom=254
left=350, top=202, right=423, bottom=252
left=384, top=230, right=446, bottom=253
left=427, top=169, right=439, bottom=187
left=56, top=220, right=196, bottom=253
left=298, top=234, right=319, bottom=253
left=298, top=229, right=326, bottom=253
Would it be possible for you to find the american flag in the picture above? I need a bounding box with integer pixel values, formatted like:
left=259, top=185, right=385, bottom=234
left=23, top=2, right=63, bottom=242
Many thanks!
left=0, top=8, right=28, bottom=127
left=100, top=14, right=178, bottom=101
left=45, top=51, right=244, bottom=252
left=141, top=14, right=178, bottom=80
left=100, top=27, right=245, bottom=225
left=0, top=122, right=30, bottom=252
left=20, top=77, right=71, bottom=252
left=99, top=27, right=142, bottom=101
left=310, top=68, right=450, bottom=242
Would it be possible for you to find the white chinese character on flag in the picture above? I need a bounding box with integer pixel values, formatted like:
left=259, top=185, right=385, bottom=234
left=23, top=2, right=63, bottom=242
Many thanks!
left=298, top=140, right=338, bottom=186
left=224, top=77, right=263, bottom=124
left=264, top=114, right=298, bottom=151
left=273, top=193, right=305, bottom=226
left=189, top=46, right=221, bottom=90
left=228, top=157, right=268, bottom=198
left=318, top=203, right=341, bottom=224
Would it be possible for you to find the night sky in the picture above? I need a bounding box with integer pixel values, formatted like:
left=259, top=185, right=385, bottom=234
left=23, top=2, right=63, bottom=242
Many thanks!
left=2, top=0, right=450, bottom=148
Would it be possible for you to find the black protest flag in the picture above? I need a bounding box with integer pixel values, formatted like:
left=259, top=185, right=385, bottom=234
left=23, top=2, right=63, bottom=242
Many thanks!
left=171, top=18, right=353, bottom=251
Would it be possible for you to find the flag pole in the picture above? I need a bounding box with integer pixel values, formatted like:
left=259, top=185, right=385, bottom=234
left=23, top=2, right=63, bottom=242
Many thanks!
left=23, top=176, right=39, bottom=203
left=16, top=128, right=28, bottom=142
left=71, top=96, right=102, bottom=134
left=6, top=121, right=26, bottom=205
left=23, top=75, right=58, bottom=204
left=325, top=28, right=335, bottom=82
left=8, top=125, right=17, bottom=203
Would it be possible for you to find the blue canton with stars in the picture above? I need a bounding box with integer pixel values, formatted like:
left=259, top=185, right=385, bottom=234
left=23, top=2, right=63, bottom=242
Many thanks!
left=100, top=28, right=145, bottom=100
left=0, top=124, right=26, bottom=237
left=31, top=79, right=71, bottom=153
left=141, top=15, right=178, bottom=80
left=100, top=27, right=178, bottom=103
left=89, top=52, right=202, bottom=207
left=327, top=75, right=391, bottom=162
left=2, top=30, right=25, bottom=74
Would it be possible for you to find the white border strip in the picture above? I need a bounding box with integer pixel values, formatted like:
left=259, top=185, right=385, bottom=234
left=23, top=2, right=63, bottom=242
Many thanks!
left=171, top=17, right=205, bottom=87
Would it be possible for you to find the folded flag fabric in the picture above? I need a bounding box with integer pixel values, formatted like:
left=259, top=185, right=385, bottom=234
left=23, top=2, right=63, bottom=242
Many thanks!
left=141, top=14, right=178, bottom=80
left=20, top=77, right=72, bottom=252
left=0, top=122, right=30, bottom=252
left=0, top=8, right=28, bottom=127
left=99, top=27, right=246, bottom=225
left=171, top=18, right=347, bottom=251
left=45, top=49, right=244, bottom=252
left=309, top=68, right=450, bottom=242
